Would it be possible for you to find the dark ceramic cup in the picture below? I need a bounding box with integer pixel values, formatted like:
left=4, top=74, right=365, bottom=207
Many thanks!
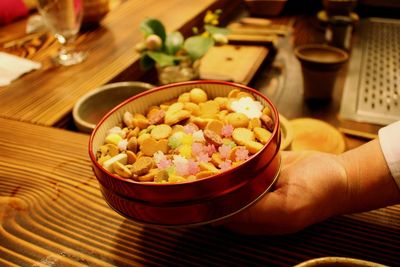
left=295, top=44, right=348, bottom=100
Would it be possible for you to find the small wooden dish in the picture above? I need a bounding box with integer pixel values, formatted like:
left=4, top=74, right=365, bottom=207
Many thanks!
left=290, top=118, right=345, bottom=154
left=294, top=257, right=387, bottom=267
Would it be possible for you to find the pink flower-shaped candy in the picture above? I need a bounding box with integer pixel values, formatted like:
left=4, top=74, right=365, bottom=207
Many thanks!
left=157, top=158, right=172, bottom=169
left=192, top=130, right=205, bottom=143
left=153, top=151, right=166, bottom=163
left=183, top=124, right=198, bottom=134
left=187, top=160, right=200, bottom=175
left=219, top=160, right=232, bottom=171
left=218, top=144, right=231, bottom=159
left=175, top=162, right=190, bottom=176
left=235, top=147, right=250, bottom=161
left=197, top=153, right=211, bottom=163
left=191, top=142, right=204, bottom=157
left=204, top=144, right=216, bottom=156
left=221, top=124, right=234, bottom=138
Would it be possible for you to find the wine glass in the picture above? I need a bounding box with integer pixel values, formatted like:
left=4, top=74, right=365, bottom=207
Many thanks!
left=37, top=0, right=87, bottom=66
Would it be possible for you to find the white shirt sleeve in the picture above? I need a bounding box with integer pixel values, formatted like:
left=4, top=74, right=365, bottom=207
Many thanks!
left=378, top=120, right=400, bottom=189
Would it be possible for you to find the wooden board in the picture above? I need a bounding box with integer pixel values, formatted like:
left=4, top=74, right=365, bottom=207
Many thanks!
left=199, top=45, right=268, bottom=85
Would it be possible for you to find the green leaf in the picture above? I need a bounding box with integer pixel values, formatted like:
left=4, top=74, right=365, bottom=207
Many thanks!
left=140, top=18, right=166, bottom=42
left=204, top=25, right=230, bottom=35
left=184, top=36, right=214, bottom=60
left=140, top=54, right=155, bottom=70
left=165, top=31, right=184, bottom=55
left=146, top=51, right=178, bottom=67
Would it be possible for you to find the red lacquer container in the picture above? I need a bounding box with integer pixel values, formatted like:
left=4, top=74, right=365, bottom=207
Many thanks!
left=89, top=80, right=281, bottom=226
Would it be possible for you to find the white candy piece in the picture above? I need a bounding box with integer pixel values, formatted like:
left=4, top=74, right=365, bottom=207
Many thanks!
left=102, top=153, right=128, bottom=172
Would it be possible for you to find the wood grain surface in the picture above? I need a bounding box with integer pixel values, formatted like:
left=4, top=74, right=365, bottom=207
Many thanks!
left=0, top=0, right=237, bottom=127
left=1, top=117, right=399, bottom=266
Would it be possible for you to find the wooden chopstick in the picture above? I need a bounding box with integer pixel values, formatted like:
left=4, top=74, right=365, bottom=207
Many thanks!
left=2, top=32, right=46, bottom=48
left=338, top=127, right=378, bottom=140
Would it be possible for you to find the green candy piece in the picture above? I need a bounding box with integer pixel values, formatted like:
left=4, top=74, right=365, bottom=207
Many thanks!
left=223, top=139, right=236, bottom=148
left=168, top=132, right=185, bottom=149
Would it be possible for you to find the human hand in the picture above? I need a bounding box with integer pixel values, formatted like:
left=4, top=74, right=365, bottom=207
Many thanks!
left=222, top=150, right=350, bottom=235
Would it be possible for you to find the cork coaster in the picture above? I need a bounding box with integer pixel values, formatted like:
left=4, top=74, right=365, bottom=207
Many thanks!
left=290, top=118, right=345, bottom=154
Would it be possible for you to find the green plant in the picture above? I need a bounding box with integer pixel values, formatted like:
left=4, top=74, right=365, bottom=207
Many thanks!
left=136, top=9, right=229, bottom=70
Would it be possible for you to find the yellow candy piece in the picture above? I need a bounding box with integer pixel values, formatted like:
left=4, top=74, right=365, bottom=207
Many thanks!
left=105, top=133, right=123, bottom=146
left=199, top=100, right=220, bottom=116
left=214, top=97, right=228, bottom=109
left=245, top=140, right=264, bottom=154
left=232, top=128, right=255, bottom=146
left=151, top=124, right=172, bottom=140
left=171, top=125, right=185, bottom=134
left=228, top=89, right=241, bottom=99
left=112, top=161, right=132, bottom=178
left=190, top=88, right=208, bottom=103
left=98, top=155, right=111, bottom=166
left=263, top=106, right=272, bottom=117
left=196, top=170, right=217, bottom=179
left=168, top=175, right=187, bottom=183
left=248, top=118, right=262, bottom=130
left=181, top=134, right=193, bottom=145
left=236, top=92, right=255, bottom=100
left=137, top=133, right=151, bottom=146
left=205, top=119, right=224, bottom=135
left=178, top=92, right=190, bottom=102
left=184, top=102, right=201, bottom=116
left=179, top=145, right=192, bottom=158
left=190, top=117, right=212, bottom=129
left=132, top=113, right=150, bottom=129
left=140, top=138, right=169, bottom=156
left=211, top=153, right=223, bottom=166
left=102, top=153, right=128, bottom=172
left=199, top=162, right=219, bottom=172
left=254, top=127, right=272, bottom=144
left=226, top=113, right=249, bottom=128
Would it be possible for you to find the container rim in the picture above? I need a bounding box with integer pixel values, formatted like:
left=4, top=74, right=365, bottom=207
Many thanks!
left=294, top=44, right=349, bottom=65
left=88, top=80, right=280, bottom=187
left=73, top=81, right=154, bottom=131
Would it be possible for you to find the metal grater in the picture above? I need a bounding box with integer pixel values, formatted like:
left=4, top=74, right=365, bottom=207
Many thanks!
left=340, top=18, right=400, bottom=125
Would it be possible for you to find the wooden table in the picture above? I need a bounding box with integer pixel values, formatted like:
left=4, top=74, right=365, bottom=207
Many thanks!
left=0, top=0, right=238, bottom=127
left=1, top=117, right=399, bottom=266
left=1, top=2, right=399, bottom=266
